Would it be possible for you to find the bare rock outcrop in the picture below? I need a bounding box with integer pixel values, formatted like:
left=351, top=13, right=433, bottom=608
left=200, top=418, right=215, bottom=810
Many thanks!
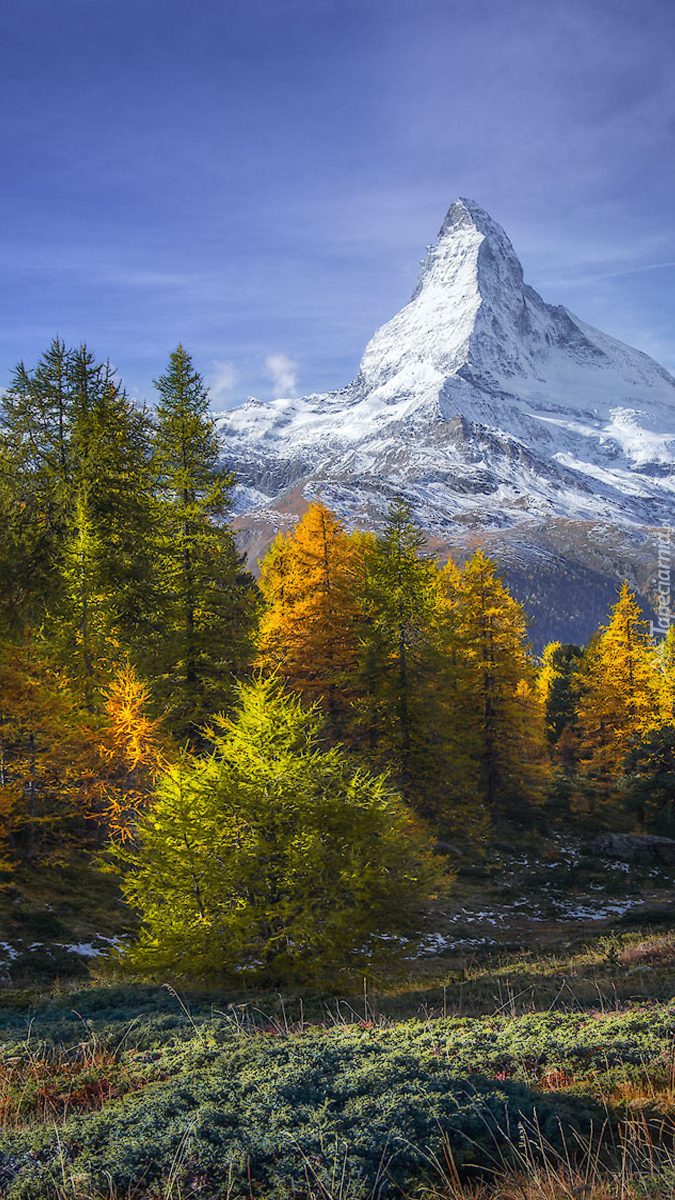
left=590, top=833, right=675, bottom=867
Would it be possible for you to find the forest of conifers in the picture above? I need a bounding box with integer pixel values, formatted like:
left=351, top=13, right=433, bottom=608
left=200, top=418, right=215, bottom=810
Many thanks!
left=1, top=339, right=674, bottom=981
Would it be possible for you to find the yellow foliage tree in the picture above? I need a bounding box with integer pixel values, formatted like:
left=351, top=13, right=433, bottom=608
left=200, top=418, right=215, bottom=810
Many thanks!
left=536, top=642, right=563, bottom=713
left=575, top=583, right=660, bottom=811
left=0, top=642, right=170, bottom=875
left=0, top=636, right=104, bottom=867
left=98, top=662, right=167, bottom=843
left=257, top=503, right=362, bottom=725
left=433, top=556, right=491, bottom=837
left=655, top=625, right=675, bottom=723
left=443, top=550, right=546, bottom=822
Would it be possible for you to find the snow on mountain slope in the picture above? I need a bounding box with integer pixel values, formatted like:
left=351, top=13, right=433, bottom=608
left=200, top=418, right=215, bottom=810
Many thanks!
left=216, top=198, right=675, bottom=537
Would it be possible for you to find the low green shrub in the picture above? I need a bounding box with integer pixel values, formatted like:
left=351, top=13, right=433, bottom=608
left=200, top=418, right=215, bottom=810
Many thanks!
left=6, top=946, right=89, bottom=982
left=2, top=989, right=675, bottom=1198
left=619, top=906, right=675, bottom=927
left=0, top=1026, right=595, bottom=1199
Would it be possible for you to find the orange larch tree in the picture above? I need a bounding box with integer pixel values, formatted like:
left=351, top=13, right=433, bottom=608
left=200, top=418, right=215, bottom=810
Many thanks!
left=257, top=502, right=362, bottom=728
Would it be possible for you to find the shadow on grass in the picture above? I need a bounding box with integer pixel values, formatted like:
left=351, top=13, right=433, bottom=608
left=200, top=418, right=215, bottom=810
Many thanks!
left=0, top=1020, right=608, bottom=1199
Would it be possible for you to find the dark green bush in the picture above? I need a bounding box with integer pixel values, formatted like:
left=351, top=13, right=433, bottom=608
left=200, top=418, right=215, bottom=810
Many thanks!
left=0, top=1028, right=594, bottom=1199
left=619, top=907, right=675, bottom=927
left=11, top=909, right=70, bottom=940
left=6, top=945, right=88, bottom=982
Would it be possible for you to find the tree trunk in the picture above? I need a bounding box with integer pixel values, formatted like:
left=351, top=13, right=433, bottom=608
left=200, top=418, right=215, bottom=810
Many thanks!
left=80, top=544, right=94, bottom=713
left=26, top=730, right=37, bottom=860
left=182, top=502, right=196, bottom=687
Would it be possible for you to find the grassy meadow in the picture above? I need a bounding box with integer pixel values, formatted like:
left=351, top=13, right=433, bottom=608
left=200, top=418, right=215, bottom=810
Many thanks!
left=2, top=840, right=675, bottom=1198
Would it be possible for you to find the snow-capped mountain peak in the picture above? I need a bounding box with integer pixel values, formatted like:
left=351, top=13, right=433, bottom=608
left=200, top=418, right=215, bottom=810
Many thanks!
left=358, top=196, right=529, bottom=404
left=216, top=199, right=675, bottom=540
left=416, top=195, right=525, bottom=299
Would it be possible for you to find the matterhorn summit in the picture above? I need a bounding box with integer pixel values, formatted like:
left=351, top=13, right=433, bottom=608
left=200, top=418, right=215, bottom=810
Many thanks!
left=217, top=199, right=675, bottom=643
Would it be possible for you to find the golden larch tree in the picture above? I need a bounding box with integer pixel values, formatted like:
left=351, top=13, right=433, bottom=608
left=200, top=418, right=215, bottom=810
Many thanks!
left=257, top=503, right=362, bottom=724
left=445, top=550, right=546, bottom=822
left=98, top=661, right=167, bottom=843
left=575, top=583, right=660, bottom=809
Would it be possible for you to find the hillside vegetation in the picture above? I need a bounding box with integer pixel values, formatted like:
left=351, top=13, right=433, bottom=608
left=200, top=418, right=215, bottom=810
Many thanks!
left=2, top=341, right=675, bottom=1196
left=3, top=924, right=675, bottom=1198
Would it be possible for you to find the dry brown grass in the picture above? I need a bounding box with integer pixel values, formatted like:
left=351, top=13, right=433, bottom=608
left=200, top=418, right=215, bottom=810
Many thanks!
left=424, top=1112, right=675, bottom=1200
left=0, top=1038, right=157, bottom=1129
left=619, top=934, right=675, bottom=966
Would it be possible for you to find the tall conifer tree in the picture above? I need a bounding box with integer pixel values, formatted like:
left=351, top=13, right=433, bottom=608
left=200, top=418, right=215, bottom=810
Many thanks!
left=0, top=341, right=157, bottom=704
left=0, top=338, right=73, bottom=633
left=656, top=626, right=675, bottom=722
left=152, top=346, right=256, bottom=736
left=356, top=499, right=441, bottom=779
left=447, top=550, right=544, bottom=821
left=537, top=642, right=584, bottom=749
left=576, top=583, right=660, bottom=812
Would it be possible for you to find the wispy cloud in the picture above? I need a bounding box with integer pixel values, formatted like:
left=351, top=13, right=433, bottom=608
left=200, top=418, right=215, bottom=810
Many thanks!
left=207, top=360, right=238, bottom=405
left=265, top=353, right=298, bottom=398
left=541, top=260, right=675, bottom=290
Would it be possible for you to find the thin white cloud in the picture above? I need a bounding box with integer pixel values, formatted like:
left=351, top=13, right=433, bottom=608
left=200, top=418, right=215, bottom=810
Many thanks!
left=542, top=260, right=675, bottom=290
left=207, top=359, right=238, bottom=404
left=265, top=353, right=298, bottom=398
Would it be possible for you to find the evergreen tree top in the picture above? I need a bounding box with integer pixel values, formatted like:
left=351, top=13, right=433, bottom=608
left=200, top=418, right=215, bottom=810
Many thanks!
left=378, top=497, right=430, bottom=558
left=152, top=345, right=229, bottom=508
left=153, top=345, right=211, bottom=418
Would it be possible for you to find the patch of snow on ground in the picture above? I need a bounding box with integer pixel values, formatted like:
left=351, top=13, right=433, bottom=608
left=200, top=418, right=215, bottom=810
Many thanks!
left=0, top=933, right=126, bottom=969
left=57, top=935, right=125, bottom=958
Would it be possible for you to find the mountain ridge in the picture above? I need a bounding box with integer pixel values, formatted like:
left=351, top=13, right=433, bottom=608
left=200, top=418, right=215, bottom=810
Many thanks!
left=216, top=198, right=674, bottom=645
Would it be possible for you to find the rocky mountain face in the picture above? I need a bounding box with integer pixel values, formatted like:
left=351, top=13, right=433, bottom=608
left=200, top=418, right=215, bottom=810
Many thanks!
left=216, top=199, right=675, bottom=647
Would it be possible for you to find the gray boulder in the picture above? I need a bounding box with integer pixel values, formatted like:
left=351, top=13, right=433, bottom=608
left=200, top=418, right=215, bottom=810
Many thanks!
left=590, top=833, right=675, bottom=867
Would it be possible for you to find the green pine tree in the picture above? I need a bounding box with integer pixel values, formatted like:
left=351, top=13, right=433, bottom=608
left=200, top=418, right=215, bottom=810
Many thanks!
left=622, top=723, right=675, bottom=833
left=0, top=338, right=73, bottom=633
left=61, top=346, right=158, bottom=705
left=151, top=346, right=257, bottom=736
left=0, top=340, right=158, bottom=705
left=355, top=499, right=442, bottom=787
left=539, top=642, right=584, bottom=751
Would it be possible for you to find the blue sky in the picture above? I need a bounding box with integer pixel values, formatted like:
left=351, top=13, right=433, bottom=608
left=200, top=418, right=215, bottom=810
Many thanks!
left=1, top=0, right=674, bottom=408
